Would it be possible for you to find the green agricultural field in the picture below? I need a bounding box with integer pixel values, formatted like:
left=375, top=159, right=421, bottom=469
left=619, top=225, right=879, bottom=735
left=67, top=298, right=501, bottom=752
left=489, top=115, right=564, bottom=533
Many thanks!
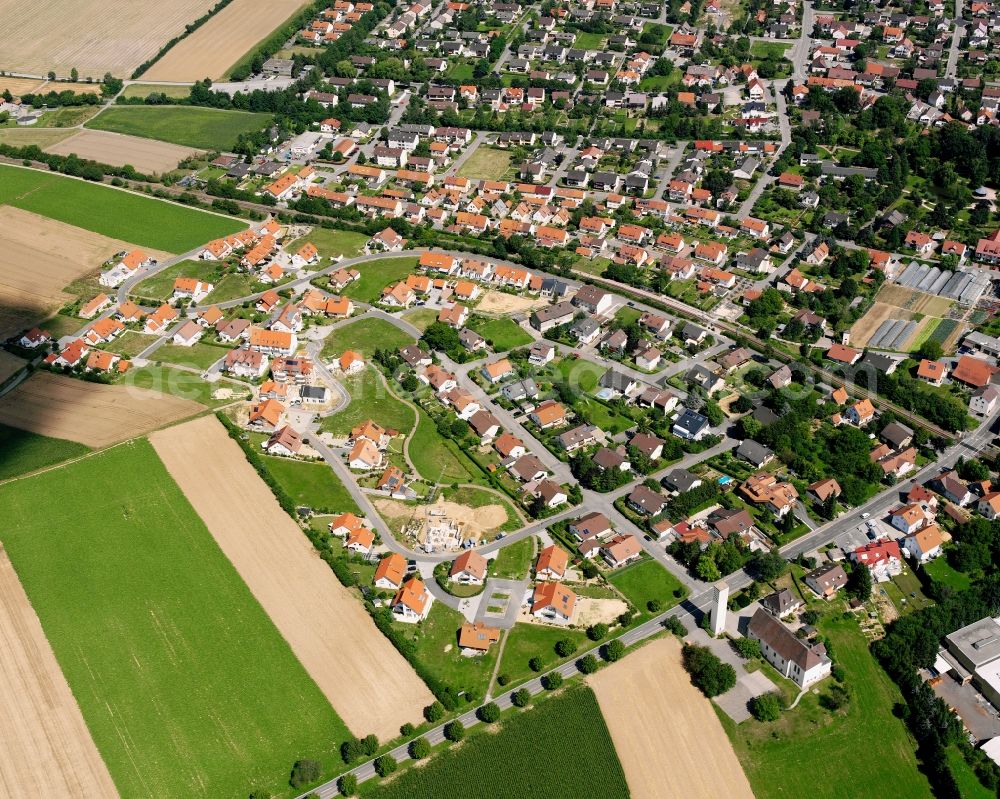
left=607, top=558, right=685, bottom=621
left=131, top=259, right=223, bottom=301
left=392, top=603, right=498, bottom=701
left=468, top=317, right=533, bottom=351
left=321, top=369, right=415, bottom=437
left=262, top=455, right=360, bottom=514
left=497, top=623, right=590, bottom=687
left=456, top=147, right=512, bottom=181
left=363, top=685, right=628, bottom=799
left=0, top=423, right=89, bottom=481
left=285, top=227, right=368, bottom=261
left=86, top=106, right=272, bottom=150
left=0, top=441, right=349, bottom=799
left=0, top=165, right=244, bottom=252
left=38, top=105, right=100, bottom=127
left=120, top=84, right=193, bottom=100
left=410, top=409, right=479, bottom=484
left=156, top=341, right=231, bottom=370
left=0, top=127, right=77, bottom=148
left=343, top=256, right=419, bottom=303
left=489, top=536, right=534, bottom=579
left=125, top=364, right=248, bottom=406
left=723, top=615, right=932, bottom=799
left=321, top=317, right=415, bottom=360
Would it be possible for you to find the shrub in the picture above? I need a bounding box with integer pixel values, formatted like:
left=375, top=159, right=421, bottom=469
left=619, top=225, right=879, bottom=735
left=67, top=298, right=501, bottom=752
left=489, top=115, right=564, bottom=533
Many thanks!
left=478, top=702, right=501, bottom=723
left=444, top=720, right=465, bottom=742
left=587, top=623, right=609, bottom=641
left=733, top=637, right=761, bottom=660
left=409, top=737, right=431, bottom=759
left=338, top=773, right=358, bottom=796
left=820, top=683, right=851, bottom=711
left=360, top=734, right=378, bottom=757
left=647, top=598, right=664, bottom=613
left=603, top=639, right=626, bottom=662
left=663, top=616, right=688, bottom=636
left=400, top=722, right=415, bottom=737
left=749, top=692, right=784, bottom=722
left=511, top=688, right=531, bottom=707
left=528, top=656, right=543, bottom=672
left=555, top=638, right=578, bottom=657
left=424, top=701, right=444, bottom=723
left=543, top=671, right=564, bottom=690
left=578, top=654, right=600, bottom=674
left=289, top=759, right=321, bottom=788
left=340, top=738, right=362, bottom=764
left=496, top=673, right=511, bottom=687
left=374, top=754, right=397, bottom=778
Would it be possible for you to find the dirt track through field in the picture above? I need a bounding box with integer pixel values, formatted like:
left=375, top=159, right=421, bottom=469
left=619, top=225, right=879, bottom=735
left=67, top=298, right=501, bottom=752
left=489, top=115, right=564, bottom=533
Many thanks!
left=150, top=416, right=434, bottom=740
left=46, top=130, right=200, bottom=174
left=0, top=206, right=170, bottom=337
left=589, top=637, right=755, bottom=799
left=0, top=547, right=119, bottom=798
left=0, top=372, right=202, bottom=447
left=0, top=0, right=216, bottom=78
left=143, top=0, right=310, bottom=81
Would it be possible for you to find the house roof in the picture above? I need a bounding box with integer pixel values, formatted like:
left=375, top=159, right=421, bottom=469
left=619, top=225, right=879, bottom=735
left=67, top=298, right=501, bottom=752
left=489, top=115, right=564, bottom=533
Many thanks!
left=458, top=622, right=500, bottom=651
left=536, top=544, right=569, bottom=576
left=953, top=355, right=996, bottom=388
left=393, top=577, right=430, bottom=614
left=374, top=552, right=407, bottom=587
left=748, top=608, right=826, bottom=671
left=451, top=549, right=487, bottom=580
left=531, top=581, right=576, bottom=617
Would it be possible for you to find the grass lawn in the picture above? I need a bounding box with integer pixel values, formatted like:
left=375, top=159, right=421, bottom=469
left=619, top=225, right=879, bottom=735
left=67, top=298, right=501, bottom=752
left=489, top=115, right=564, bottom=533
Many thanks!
left=86, top=105, right=272, bottom=150
left=207, top=272, right=258, bottom=303
left=574, top=30, right=606, bottom=48
left=262, top=455, right=360, bottom=514
left=0, top=423, right=89, bottom=481
left=607, top=557, right=686, bottom=620
left=285, top=227, right=368, bottom=261
left=489, top=536, right=534, bottom=579
left=638, top=73, right=680, bottom=91
left=750, top=41, right=792, bottom=58
left=393, top=602, right=498, bottom=701
left=554, top=357, right=606, bottom=393
left=722, top=614, right=932, bottom=799
left=574, top=396, right=635, bottom=435
left=359, top=685, right=628, bottom=799
left=456, top=147, right=513, bottom=181
left=923, top=555, right=971, bottom=592
left=39, top=311, right=86, bottom=338
left=410, top=409, right=479, bottom=483
left=0, top=164, right=244, bottom=252
left=446, top=61, right=476, bottom=81
left=468, top=316, right=533, bottom=351
left=321, top=369, right=415, bottom=437
left=497, top=622, right=589, bottom=687
left=342, top=256, right=419, bottom=303
left=131, top=259, right=222, bottom=301
left=125, top=364, right=247, bottom=406
left=320, top=317, right=415, bottom=360
left=0, top=441, right=350, bottom=798
left=38, top=105, right=100, bottom=127
left=156, top=341, right=230, bottom=370
left=106, top=330, right=157, bottom=358
left=401, top=308, right=438, bottom=331
left=946, top=746, right=994, bottom=799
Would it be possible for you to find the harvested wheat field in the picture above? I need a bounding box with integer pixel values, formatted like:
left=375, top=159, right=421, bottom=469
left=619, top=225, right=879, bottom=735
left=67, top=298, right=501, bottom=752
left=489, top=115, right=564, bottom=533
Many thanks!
left=143, top=0, right=311, bottom=81
left=0, top=206, right=169, bottom=337
left=150, top=416, right=434, bottom=740
left=0, top=372, right=202, bottom=447
left=0, top=351, right=26, bottom=384
left=46, top=130, right=199, bottom=174
left=0, top=0, right=215, bottom=78
left=0, top=547, right=118, bottom=799
left=476, top=290, right=548, bottom=315
left=0, top=77, right=44, bottom=95
left=589, top=636, right=754, bottom=799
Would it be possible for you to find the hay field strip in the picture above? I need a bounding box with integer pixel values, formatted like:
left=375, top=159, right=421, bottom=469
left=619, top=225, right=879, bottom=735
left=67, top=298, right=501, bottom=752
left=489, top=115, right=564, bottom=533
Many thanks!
left=589, top=637, right=755, bottom=799
left=0, top=164, right=245, bottom=252
left=0, top=0, right=217, bottom=79
left=0, top=439, right=350, bottom=798
left=0, top=372, right=203, bottom=447
left=143, top=0, right=312, bottom=81
left=150, top=416, right=435, bottom=741
left=46, top=129, right=199, bottom=174
left=0, top=547, right=118, bottom=799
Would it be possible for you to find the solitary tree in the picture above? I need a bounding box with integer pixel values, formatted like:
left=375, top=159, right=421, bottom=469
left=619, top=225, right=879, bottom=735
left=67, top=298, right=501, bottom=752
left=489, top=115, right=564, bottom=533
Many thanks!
left=337, top=774, right=358, bottom=796
left=289, top=759, right=321, bottom=788
left=70, top=67, right=78, bottom=81
left=749, top=692, right=783, bottom=722
left=444, top=720, right=466, bottom=742
left=409, top=737, right=431, bottom=759
left=543, top=671, right=564, bottom=690
left=587, top=622, right=609, bottom=641
left=374, top=754, right=397, bottom=778
left=847, top=563, right=873, bottom=602
left=555, top=638, right=578, bottom=657
left=578, top=654, right=599, bottom=674
left=603, top=639, right=626, bottom=662
left=424, top=701, right=444, bottom=723
left=511, top=688, right=531, bottom=707
left=477, top=702, right=501, bottom=723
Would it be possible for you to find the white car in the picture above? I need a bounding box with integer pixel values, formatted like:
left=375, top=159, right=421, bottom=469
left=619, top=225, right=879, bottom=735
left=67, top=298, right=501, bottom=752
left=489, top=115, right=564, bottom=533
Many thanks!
left=861, top=512, right=871, bottom=519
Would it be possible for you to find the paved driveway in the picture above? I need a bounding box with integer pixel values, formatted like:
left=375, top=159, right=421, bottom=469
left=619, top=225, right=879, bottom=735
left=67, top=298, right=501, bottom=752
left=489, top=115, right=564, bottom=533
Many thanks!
left=475, top=579, right=529, bottom=629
